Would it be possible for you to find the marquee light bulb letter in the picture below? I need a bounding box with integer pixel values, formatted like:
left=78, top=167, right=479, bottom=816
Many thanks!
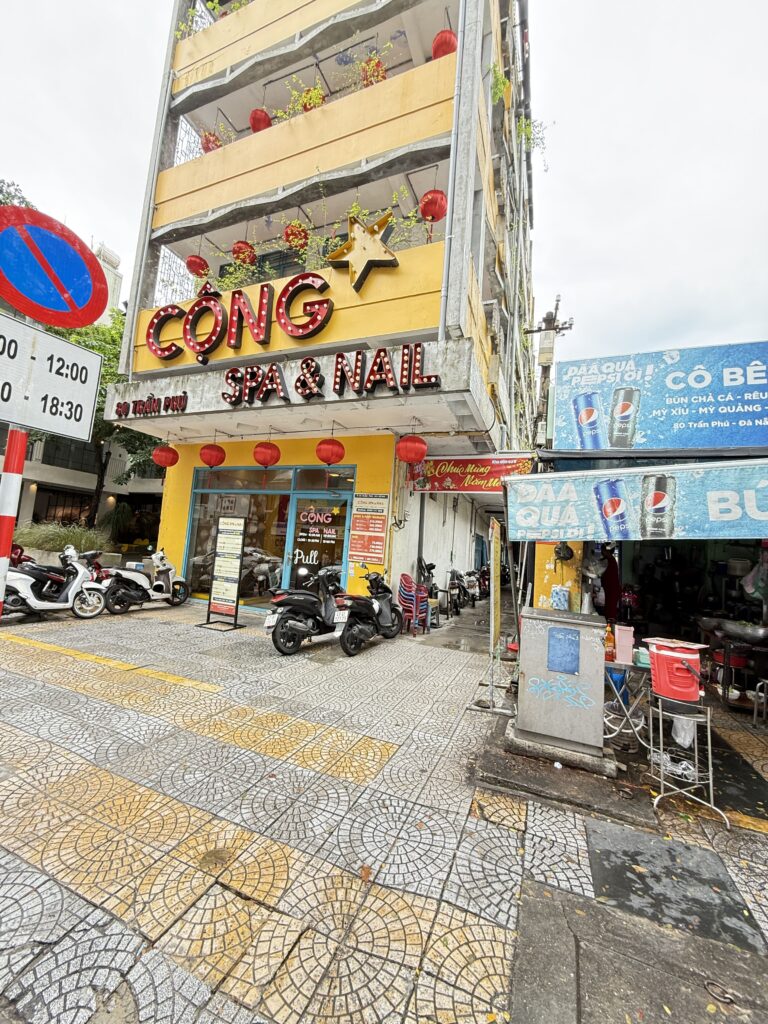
left=183, top=295, right=227, bottom=364
left=228, top=285, right=273, bottom=350
left=275, top=273, right=333, bottom=339
left=146, top=305, right=186, bottom=360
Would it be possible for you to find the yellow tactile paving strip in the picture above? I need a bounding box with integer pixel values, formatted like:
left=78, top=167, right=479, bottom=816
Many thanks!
left=0, top=635, right=398, bottom=784
left=0, top=633, right=220, bottom=692
left=0, top=717, right=501, bottom=1012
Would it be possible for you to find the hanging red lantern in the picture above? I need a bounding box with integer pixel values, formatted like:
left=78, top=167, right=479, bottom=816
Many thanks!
left=432, top=29, right=458, bottom=60
left=420, top=189, right=448, bottom=223
left=395, top=434, right=428, bottom=465
left=283, top=222, right=309, bottom=252
left=151, top=445, right=180, bottom=469
left=316, top=438, right=345, bottom=466
left=232, top=240, right=257, bottom=265
left=249, top=108, right=272, bottom=133
left=253, top=441, right=281, bottom=468
left=185, top=254, right=210, bottom=278
left=200, top=443, right=226, bottom=468
left=200, top=131, right=222, bottom=153
left=361, top=56, right=387, bottom=88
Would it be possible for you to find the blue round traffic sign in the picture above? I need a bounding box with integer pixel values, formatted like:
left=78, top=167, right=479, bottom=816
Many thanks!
left=0, top=206, right=108, bottom=328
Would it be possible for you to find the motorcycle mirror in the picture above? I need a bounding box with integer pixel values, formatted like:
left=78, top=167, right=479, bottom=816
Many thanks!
left=147, top=545, right=154, bottom=553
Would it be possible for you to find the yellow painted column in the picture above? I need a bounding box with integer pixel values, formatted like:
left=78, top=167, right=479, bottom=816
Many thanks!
left=533, top=541, right=584, bottom=613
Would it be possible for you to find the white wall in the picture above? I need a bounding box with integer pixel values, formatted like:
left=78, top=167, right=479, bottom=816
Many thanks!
left=389, top=467, right=492, bottom=591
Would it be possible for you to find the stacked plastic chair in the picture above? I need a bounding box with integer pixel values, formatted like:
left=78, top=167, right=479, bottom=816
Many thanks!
left=398, top=573, right=430, bottom=635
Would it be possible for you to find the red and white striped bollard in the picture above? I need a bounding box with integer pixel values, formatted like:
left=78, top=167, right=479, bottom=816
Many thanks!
left=0, top=427, right=28, bottom=617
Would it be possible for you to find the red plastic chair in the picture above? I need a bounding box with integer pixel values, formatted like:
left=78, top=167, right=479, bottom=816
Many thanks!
left=399, top=573, right=429, bottom=635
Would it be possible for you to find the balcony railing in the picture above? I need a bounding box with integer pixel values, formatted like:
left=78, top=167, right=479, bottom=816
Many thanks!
left=153, top=56, right=455, bottom=231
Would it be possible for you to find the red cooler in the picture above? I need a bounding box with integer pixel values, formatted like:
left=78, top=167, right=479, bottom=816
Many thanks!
left=644, top=638, right=707, bottom=703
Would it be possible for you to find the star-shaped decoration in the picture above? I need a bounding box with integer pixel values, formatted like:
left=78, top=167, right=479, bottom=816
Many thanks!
left=328, top=212, right=399, bottom=292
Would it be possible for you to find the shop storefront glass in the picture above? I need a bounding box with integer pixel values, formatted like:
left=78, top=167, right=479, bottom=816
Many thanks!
left=186, top=466, right=355, bottom=607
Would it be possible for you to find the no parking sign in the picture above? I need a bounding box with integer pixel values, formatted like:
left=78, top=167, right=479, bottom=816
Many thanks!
left=0, top=206, right=108, bottom=328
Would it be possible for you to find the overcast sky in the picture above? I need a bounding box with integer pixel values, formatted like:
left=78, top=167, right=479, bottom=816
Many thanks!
left=1, top=1, right=765, bottom=360
left=529, top=0, right=768, bottom=357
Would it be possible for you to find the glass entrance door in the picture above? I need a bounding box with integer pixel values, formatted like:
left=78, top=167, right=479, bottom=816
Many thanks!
left=286, top=497, right=350, bottom=589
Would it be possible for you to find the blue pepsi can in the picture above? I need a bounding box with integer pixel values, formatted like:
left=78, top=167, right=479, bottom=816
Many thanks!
left=594, top=478, right=631, bottom=539
left=572, top=392, right=608, bottom=449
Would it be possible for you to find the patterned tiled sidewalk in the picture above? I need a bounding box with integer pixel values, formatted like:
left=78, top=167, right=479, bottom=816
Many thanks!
left=0, top=606, right=766, bottom=1023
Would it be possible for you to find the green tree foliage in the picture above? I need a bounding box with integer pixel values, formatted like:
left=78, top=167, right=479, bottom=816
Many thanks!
left=49, top=311, right=159, bottom=522
left=0, top=179, right=35, bottom=208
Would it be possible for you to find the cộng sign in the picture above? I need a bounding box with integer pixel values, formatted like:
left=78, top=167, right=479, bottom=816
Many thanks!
left=554, top=340, right=768, bottom=451
left=505, top=458, right=768, bottom=542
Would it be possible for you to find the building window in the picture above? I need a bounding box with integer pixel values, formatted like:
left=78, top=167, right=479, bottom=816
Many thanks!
left=155, top=246, right=195, bottom=307
left=174, top=116, right=204, bottom=168
left=35, top=488, right=92, bottom=525
left=41, top=437, right=99, bottom=475
left=186, top=464, right=355, bottom=607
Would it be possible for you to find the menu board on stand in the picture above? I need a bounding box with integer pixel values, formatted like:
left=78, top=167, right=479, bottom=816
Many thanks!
left=199, top=516, right=247, bottom=631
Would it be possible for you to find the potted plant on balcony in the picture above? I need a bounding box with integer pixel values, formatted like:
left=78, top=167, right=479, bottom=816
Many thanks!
left=176, top=0, right=253, bottom=39
left=273, top=76, right=326, bottom=121
left=199, top=130, right=222, bottom=153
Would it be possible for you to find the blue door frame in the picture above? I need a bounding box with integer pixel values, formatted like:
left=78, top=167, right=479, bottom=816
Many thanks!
left=183, top=465, right=357, bottom=597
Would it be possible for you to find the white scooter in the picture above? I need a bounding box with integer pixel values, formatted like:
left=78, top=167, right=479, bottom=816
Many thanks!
left=3, top=545, right=107, bottom=619
left=104, top=549, right=190, bottom=614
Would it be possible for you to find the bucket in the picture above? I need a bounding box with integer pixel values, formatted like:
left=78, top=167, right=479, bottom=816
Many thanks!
left=645, top=637, right=706, bottom=703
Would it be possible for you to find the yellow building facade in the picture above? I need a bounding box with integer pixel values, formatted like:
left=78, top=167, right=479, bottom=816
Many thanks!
left=108, top=0, right=535, bottom=607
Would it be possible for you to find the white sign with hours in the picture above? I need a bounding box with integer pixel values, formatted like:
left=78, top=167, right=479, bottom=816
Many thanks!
left=0, top=311, right=102, bottom=442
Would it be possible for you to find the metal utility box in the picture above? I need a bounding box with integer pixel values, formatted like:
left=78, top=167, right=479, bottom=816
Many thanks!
left=516, top=606, right=606, bottom=758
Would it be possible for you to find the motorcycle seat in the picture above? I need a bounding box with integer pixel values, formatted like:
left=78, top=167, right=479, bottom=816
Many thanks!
left=18, top=565, right=66, bottom=583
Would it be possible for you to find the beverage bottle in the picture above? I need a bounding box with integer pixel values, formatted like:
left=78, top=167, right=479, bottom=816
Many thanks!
left=604, top=624, right=616, bottom=662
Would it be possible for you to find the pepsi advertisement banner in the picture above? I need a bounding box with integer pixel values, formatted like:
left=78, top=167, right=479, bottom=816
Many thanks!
left=553, top=340, right=768, bottom=451
left=504, top=459, right=768, bottom=542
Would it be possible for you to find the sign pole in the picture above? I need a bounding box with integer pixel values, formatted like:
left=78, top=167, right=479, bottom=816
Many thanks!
left=0, top=427, right=28, bottom=617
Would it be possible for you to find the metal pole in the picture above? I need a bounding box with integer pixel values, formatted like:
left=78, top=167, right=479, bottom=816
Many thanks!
left=0, top=427, right=28, bottom=617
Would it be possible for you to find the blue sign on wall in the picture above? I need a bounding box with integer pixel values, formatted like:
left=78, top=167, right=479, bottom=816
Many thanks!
left=505, top=458, right=768, bottom=542
left=554, top=341, right=768, bottom=451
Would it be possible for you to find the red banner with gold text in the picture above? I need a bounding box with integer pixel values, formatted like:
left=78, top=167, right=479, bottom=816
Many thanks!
left=411, top=456, right=533, bottom=493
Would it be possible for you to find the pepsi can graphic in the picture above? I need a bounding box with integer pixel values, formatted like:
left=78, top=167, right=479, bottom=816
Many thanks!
left=608, top=387, right=641, bottom=448
left=594, top=479, right=632, bottom=540
left=641, top=474, right=677, bottom=539
left=572, top=392, right=608, bottom=449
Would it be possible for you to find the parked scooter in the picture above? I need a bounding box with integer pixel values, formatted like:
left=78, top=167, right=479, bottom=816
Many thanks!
left=336, top=565, right=404, bottom=657
left=10, top=543, right=33, bottom=568
left=265, top=566, right=344, bottom=655
left=417, top=557, right=437, bottom=598
left=81, top=550, right=113, bottom=586
left=450, top=568, right=471, bottom=611
left=464, top=569, right=480, bottom=606
left=104, top=549, right=189, bottom=613
left=3, top=545, right=107, bottom=619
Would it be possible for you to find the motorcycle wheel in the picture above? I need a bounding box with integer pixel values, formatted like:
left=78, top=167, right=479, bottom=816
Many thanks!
left=458, top=588, right=468, bottom=609
left=272, top=617, right=303, bottom=656
left=167, top=580, right=190, bottom=606
left=72, top=590, right=106, bottom=619
left=340, top=622, right=365, bottom=657
left=380, top=606, right=404, bottom=639
left=105, top=585, right=134, bottom=615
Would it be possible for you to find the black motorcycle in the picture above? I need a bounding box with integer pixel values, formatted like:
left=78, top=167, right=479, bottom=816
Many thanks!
left=266, top=566, right=344, bottom=655
left=336, top=565, right=403, bottom=657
